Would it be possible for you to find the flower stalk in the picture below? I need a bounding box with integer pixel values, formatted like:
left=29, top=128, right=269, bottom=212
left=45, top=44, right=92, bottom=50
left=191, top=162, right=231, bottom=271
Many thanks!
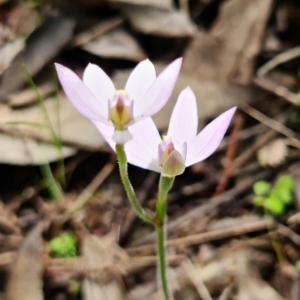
left=115, top=144, right=155, bottom=225
left=156, top=176, right=174, bottom=300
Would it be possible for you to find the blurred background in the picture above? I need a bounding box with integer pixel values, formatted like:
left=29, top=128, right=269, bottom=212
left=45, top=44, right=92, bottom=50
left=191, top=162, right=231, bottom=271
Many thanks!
left=0, top=0, right=300, bottom=299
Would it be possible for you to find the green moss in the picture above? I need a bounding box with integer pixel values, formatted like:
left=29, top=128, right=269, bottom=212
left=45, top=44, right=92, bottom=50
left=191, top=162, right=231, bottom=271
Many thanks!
left=49, top=232, right=78, bottom=258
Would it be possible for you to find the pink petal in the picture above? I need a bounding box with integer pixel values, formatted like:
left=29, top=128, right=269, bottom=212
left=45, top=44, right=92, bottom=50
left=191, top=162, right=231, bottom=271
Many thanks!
left=125, top=118, right=161, bottom=172
left=134, top=57, right=182, bottom=120
left=92, top=121, right=115, bottom=149
left=55, top=63, right=109, bottom=122
left=167, top=87, right=198, bottom=145
left=186, top=107, right=236, bottom=166
left=125, top=59, right=156, bottom=104
left=93, top=118, right=161, bottom=172
left=83, top=63, right=116, bottom=119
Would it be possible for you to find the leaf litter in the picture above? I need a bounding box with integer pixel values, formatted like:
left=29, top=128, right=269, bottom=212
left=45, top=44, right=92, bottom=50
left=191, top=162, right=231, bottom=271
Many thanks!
left=0, top=0, right=300, bottom=299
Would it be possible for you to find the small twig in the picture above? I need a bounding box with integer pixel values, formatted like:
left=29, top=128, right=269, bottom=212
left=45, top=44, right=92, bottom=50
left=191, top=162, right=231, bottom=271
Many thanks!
left=239, top=103, right=300, bottom=147
left=218, top=283, right=235, bottom=300
left=69, top=17, right=124, bottom=48
left=257, top=46, right=300, bottom=77
left=254, top=46, right=300, bottom=106
left=182, top=258, right=213, bottom=300
left=127, top=218, right=273, bottom=255
left=277, top=224, right=300, bottom=247
left=213, top=114, right=243, bottom=196
left=166, top=218, right=272, bottom=248
left=253, top=77, right=300, bottom=106
left=64, top=156, right=116, bottom=220
left=233, top=129, right=277, bottom=168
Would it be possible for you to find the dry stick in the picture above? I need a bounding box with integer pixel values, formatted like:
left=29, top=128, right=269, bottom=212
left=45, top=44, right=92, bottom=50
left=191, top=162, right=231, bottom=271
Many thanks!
left=254, top=46, right=300, bottom=106
left=64, top=156, right=116, bottom=220
left=253, top=77, right=300, bottom=106
left=239, top=103, right=300, bottom=148
left=277, top=224, right=300, bottom=247
left=43, top=254, right=186, bottom=277
left=182, top=258, right=213, bottom=300
left=129, top=169, right=272, bottom=248
left=69, top=17, right=124, bottom=48
left=213, top=114, right=243, bottom=197
left=218, top=283, right=235, bottom=300
left=257, top=46, right=300, bottom=77
left=127, top=217, right=273, bottom=256
left=233, top=106, right=296, bottom=169
left=233, top=129, right=277, bottom=169
left=167, top=218, right=272, bottom=248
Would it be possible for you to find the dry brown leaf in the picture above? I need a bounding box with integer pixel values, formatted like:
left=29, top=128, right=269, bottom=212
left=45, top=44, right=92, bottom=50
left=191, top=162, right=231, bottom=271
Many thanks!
left=115, top=0, right=273, bottom=131
left=5, top=224, right=43, bottom=300
left=82, top=27, right=146, bottom=62
left=0, top=15, right=76, bottom=101
left=0, top=133, right=76, bottom=165
left=82, top=233, right=128, bottom=300
left=0, top=96, right=104, bottom=151
left=236, top=254, right=283, bottom=300
left=0, top=39, right=24, bottom=75
left=257, top=138, right=288, bottom=167
left=120, top=4, right=196, bottom=37
left=210, top=0, right=273, bottom=85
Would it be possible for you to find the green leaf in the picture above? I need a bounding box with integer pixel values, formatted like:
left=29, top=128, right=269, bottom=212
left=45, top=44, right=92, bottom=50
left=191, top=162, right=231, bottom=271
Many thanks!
left=49, top=232, right=77, bottom=258
left=252, top=196, right=266, bottom=207
left=272, top=175, right=295, bottom=205
left=253, top=181, right=271, bottom=197
left=271, top=188, right=293, bottom=205
left=264, top=196, right=285, bottom=216
left=275, top=175, right=294, bottom=192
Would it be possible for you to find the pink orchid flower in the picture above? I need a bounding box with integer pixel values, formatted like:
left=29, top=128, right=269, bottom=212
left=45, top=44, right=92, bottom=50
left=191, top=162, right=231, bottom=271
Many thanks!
left=55, top=58, right=182, bottom=144
left=94, top=87, right=236, bottom=177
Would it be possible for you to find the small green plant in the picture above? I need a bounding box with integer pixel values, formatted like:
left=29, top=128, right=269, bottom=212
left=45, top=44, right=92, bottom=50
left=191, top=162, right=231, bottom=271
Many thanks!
left=253, top=175, right=295, bottom=216
left=49, top=232, right=78, bottom=258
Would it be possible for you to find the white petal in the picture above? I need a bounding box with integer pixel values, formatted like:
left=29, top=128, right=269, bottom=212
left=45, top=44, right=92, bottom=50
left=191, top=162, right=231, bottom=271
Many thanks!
left=113, top=129, right=133, bottom=144
left=125, top=59, right=156, bottom=104
left=55, top=63, right=109, bottom=122
left=83, top=63, right=116, bottom=119
left=134, top=57, right=182, bottom=120
left=186, top=107, right=236, bottom=166
left=168, top=87, right=198, bottom=145
left=125, top=118, right=161, bottom=172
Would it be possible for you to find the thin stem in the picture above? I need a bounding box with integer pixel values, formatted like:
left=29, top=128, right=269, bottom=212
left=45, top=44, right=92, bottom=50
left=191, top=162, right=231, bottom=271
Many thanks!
left=115, top=144, right=154, bottom=225
left=157, top=225, right=169, bottom=300
left=264, top=207, right=286, bottom=264
left=156, top=176, right=174, bottom=300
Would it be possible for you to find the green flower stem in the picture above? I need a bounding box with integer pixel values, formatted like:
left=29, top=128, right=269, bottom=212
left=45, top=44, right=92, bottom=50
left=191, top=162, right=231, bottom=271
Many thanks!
left=156, top=176, right=174, bottom=300
left=264, top=207, right=286, bottom=264
left=115, top=144, right=154, bottom=225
